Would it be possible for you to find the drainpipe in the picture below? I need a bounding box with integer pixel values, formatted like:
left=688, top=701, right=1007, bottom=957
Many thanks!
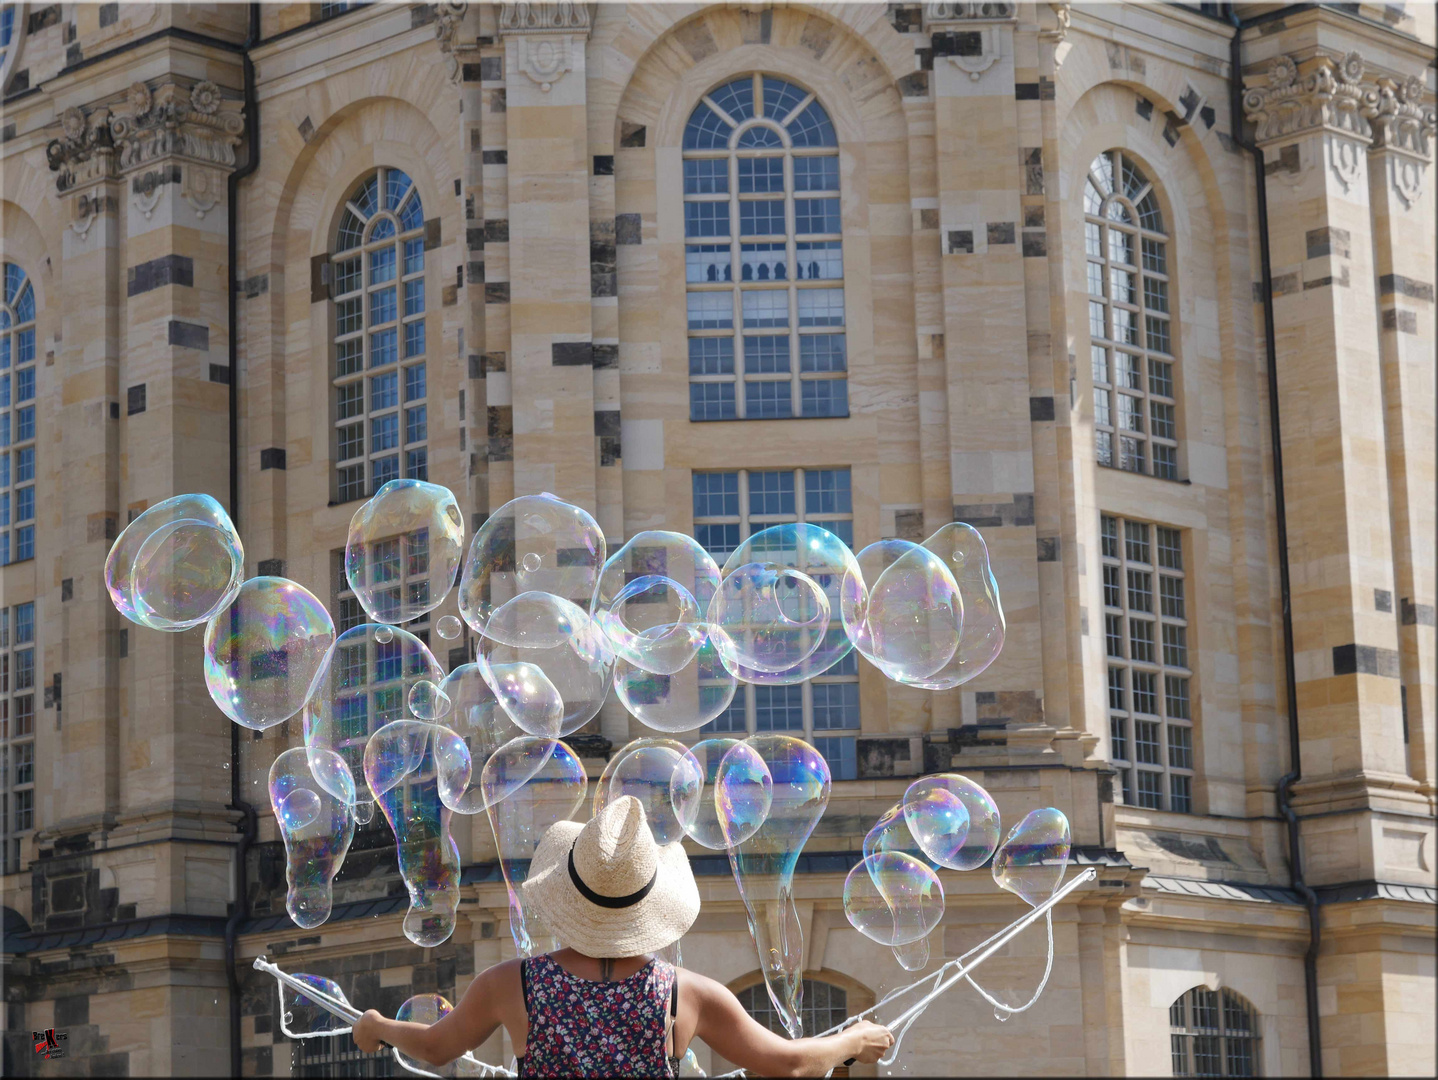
left=1226, top=8, right=1323, bottom=1075
left=224, top=5, right=262, bottom=1076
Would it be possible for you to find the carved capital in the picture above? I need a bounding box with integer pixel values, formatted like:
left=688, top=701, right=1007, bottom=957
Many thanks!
left=498, top=3, right=590, bottom=93
left=46, top=106, right=117, bottom=193
left=434, top=2, right=470, bottom=85
left=1039, top=2, right=1071, bottom=47
left=109, top=78, right=245, bottom=174
left=497, top=2, right=591, bottom=34
left=1367, top=76, right=1436, bottom=209
left=923, top=1, right=1016, bottom=25
left=1242, top=51, right=1374, bottom=147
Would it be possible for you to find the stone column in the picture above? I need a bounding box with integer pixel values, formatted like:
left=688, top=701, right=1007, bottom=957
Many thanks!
left=496, top=2, right=598, bottom=512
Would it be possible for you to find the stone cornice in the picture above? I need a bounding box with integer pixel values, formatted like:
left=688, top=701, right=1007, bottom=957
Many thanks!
left=1368, top=74, right=1436, bottom=161
left=497, top=2, right=592, bottom=35
left=923, top=2, right=1017, bottom=25
left=1242, top=51, right=1375, bottom=146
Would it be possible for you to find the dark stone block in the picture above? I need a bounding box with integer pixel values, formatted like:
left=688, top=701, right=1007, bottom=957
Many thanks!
left=1029, top=396, right=1055, bottom=421
left=1402, top=599, right=1436, bottom=626
left=1163, top=116, right=1181, bottom=147
left=1039, top=77, right=1055, bottom=101
left=485, top=282, right=510, bottom=304
left=55, top=994, right=89, bottom=1027
left=243, top=273, right=269, bottom=298
left=127, top=384, right=146, bottom=416
left=1099, top=775, right=1115, bottom=803
left=553, top=341, right=593, bottom=366
left=425, top=218, right=442, bottom=251
left=593, top=155, right=614, bottom=176
left=922, top=739, right=953, bottom=774
left=1022, top=233, right=1047, bottom=257
left=894, top=509, right=924, bottom=541
left=1377, top=274, right=1436, bottom=301
left=620, top=122, right=646, bottom=148
left=482, top=149, right=507, bottom=165
left=1306, top=226, right=1351, bottom=259
left=167, top=320, right=209, bottom=350
left=987, top=222, right=1015, bottom=245
left=1037, top=536, right=1060, bottom=561
left=466, top=227, right=486, bottom=252
left=1178, top=85, right=1201, bottom=120
left=28, top=5, right=61, bottom=32
left=99, top=3, right=120, bottom=27
left=1382, top=308, right=1418, bottom=333
left=241, top=1047, right=271, bottom=1076
left=489, top=437, right=513, bottom=462
left=1015, top=82, right=1040, bottom=101
left=897, top=72, right=928, bottom=98
left=487, top=406, right=513, bottom=438
left=260, top=448, right=286, bottom=470
left=127, top=254, right=193, bottom=297
left=616, top=213, right=642, bottom=245
left=258, top=559, right=284, bottom=577
left=592, top=343, right=618, bottom=369
left=483, top=351, right=507, bottom=373
left=489, top=89, right=507, bottom=113
left=592, top=270, right=616, bottom=298
left=410, top=5, right=436, bottom=28
left=462, top=62, right=484, bottom=82
left=918, top=208, right=939, bottom=230
left=1200, top=104, right=1216, bottom=129
left=298, top=115, right=315, bottom=142
left=480, top=56, right=503, bottom=81
left=1023, top=205, right=1045, bottom=228
left=1375, top=589, right=1393, bottom=612
left=1332, top=643, right=1401, bottom=678
left=1303, top=266, right=1350, bottom=291
left=252, top=1013, right=271, bottom=1035
left=599, top=435, right=621, bottom=466
left=66, top=42, right=83, bottom=65
left=890, top=5, right=921, bottom=33
left=484, top=218, right=509, bottom=243
left=468, top=260, right=485, bottom=284
left=975, top=691, right=997, bottom=705
left=915, top=46, right=933, bottom=70
left=593, top=409, right=621, bottom=437
left=90, top=1051, right=129, bottom=1077
left=412, top=964, right=438, bottom=994
left=947, top=230, right=973, bottom=255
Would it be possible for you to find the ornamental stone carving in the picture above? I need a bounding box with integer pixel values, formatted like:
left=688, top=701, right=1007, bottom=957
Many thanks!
left=1369, top=75, right=1436, bottom=209
left=498, top=2, right=592, bottom=93
left=46, top=106, right=116, bottom=192
left=924, top=2, right=1016, bottom=22
left=434, top=2, right=469, bottom=85
left=498, top=2, right=591, bottom=33
left=1242, top=51, right=1373, bottom=146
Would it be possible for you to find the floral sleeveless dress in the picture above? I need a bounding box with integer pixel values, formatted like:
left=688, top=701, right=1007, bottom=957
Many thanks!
left=518, top=954, right=681, bottom=1078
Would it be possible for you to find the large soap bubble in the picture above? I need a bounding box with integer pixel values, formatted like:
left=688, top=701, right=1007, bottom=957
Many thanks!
left=684, top=738, right=771, bottom=850
left=483, top=739, right=587, bottom=956
left=992, top=807, right=1071, bottom=907
left=593, top=739, right=703, bottom=846
left=458, top=493, right=606, bottom=638
left=394, top=993, right=458, bottom=1077
left=269, top=746, right=355, bottom=930
left=303, top=623, right=444, bottom=819
left=907, top=522, right=1005, bottom=689
left=344, top=479, right=465, bottom=625
left=433, top=664, right=554, bottom=814
left=279, top=973, right=354, bottom=1039
left=105, top=493, right=245, bottom=631
left=712, top=524, right=864, bottom=685
left=203, top=577, right=335, bottom=730
left=611, top=632, right=736, bottom=734
left=364, top=720, right=463, bottom=946
left=843, top=851, right=945, bottom=949
left=724, top=734, right=831, bottom=1037
left=592, top=531, right=722, bottom=674
left=849, top=539, right=962, bottom=683
left=903, top=773, right=1000, bottom=871
left=861, top=801, right=957, bottom=971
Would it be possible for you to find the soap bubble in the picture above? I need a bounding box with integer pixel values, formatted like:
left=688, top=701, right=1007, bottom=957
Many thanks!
left=408, top=679, right=452, bottom=722
left=203, top=577, right=335, bottom=731
left=279, top=973, right=354, bottom=1039
left=483, top=739, right=587, bottom=956
left=363, top=720, right=463, bottom=946
left=303, top=623, right=444, bottom=822
left=269, top=746, right=355, bottom=930
left=344, top=479, right=465, bottom=625
left=903, top=774, right=1000, bottom=870
left=594, top=530, right=722, bottom=609
left=712, top=524, right=864, bottom=684
left=685, top=738, right=771, bottom=850
left=104, top=493, right=245, bottom=631
left=394, top=993, right=457, bottom=1076
left=908, top=523, right=1005, bottom=689
left=458, top=493, right=606, bottom=638
left=849, top=539, right=962, bottom=682
left=437, top=615, right=463, bottom=640
left=891, top=937, right=931, bottom=972
left=844, top=851, right=944, bottom=948
left=594, top=575, right=706, bottom=675
left=433, top=664, right=552, bottom=814
left=611, top=631, right=736, bottom=734
left=724, top=734, right=831, bottom=1037
left=992, top=807, right=1071, bottom=907
left=593, top=739, right=703, bottom=845
left=476, top=594, right=612, bottom=737
left=864, top=802, right=933, bottom=867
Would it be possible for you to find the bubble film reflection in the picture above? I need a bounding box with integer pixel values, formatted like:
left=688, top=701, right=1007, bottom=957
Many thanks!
left=593, top=739, right=703, bottom=846
left=345, top=479, right=465, bottom=625
left=843, top=851, right=945, bottom=947
left=279, top=973, right=354, bottom=1039
left=903, top=773, right=1000, bottom=871
left=849, top=539, right=962, bottom=682
left=912, top=522, right=1005, bottom=689
left=364, top=720, right=463, bottom=946
left=394, top=993, right=455, bottom=1077
left=476, top=597, right=611, bottom=737
left=204, top=577, right=335, bottom=731
left=434, top=664, right=548, bottom=814
left=408, top=679, right=452, bottom=721
left=269, top=747, right=355, bottom=930
left=105, top=493, right=245, bottom=631
left=992, top=807, right=1071, bottom=907
left=684, top=739, right=770, bottom=850
left=611, top=631, right=736, bottom=734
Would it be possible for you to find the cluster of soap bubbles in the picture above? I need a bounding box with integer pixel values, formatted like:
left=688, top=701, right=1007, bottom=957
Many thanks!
left=844, top=775, right=1071, bottom=982
left=109, top=484, right=1014, bottom=1031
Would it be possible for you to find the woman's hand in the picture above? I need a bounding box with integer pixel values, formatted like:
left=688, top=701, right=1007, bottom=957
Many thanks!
left=352, top=1009, right=386, bottom=1054
left=844, top=1020, right=895, bottom=1065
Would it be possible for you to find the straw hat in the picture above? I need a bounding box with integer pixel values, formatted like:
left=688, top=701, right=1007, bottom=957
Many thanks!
left=522, top=796, right=701, bottom=958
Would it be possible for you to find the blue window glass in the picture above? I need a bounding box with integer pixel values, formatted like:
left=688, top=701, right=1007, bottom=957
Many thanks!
left=404, top=238, right=425, bottom=275
left=0, top=414, right=9, bottom=447
left=749, top=471, right=795, bottom=516
left=0, top=453, right=7, bottom=487
left=683, top=102, right=733, bottom=150
left=801, top=379, right=848, bottom=418
left=371, top=414, right=399, bottom=452
left=744, top=336, right=790, bottom=374
left=695, top=522, right=740, bottom=557
left=700, top=697, right=748, bottom=735
left=16, top=407, right=33, bottom=442
left=688, top=338, right=734, bottom=376
left=689, top=382, right=736, bottom=422
left=813, top=735, right=857, bottom=780
left=16, top=487, right=33, bottom=523
left=684, top=159, right=729, bottom=195
left=755, top=685, right=804, bottom=731
left=406, top=406, right=427, bottom=444
left=15, top=525, right=33, bottom=561
left=740, top=244, right=787, bottom=282
left=370, top=287, right=397, bottom=325
left=370, top=217, right=396, bottom=242
left=744, top=380, right=792, bottom=419
left=794, top=198, right=841, bottom=235
left=384, top=169, right=413, bottom=212
left=15, top=448, right=33, bottom=482
left=762, top=77, right=808, bottom=121
left=708, top=78, right=756, bottom=124
left=738, top=157, right=784, bottom=194
left=740, top=200, right=785, bottom=237
left=16, top=368, right=34, bottom=403
left=685, top=202, right=730, bottom=239
left=812, top=683, right=860, bottom=729
left=687, top=293, right=733, bottom=331
left=370, top=247, right=395, bottom=285
left=370, top=327, right=397, bottom=368
left=405, top=363, right=427, bottom=402
left=793, top=157, right=839, bottom=192
left=404, top=320, right=425, bottom=358
left=804, top=469, right=851, bottom=514
left=404, top=279, right=424, bottom=316
left=787, top=102, right=837, bottom=147
left=337, top=423, right=363, bottom=461
left=0, top=493, right=7, bottom=525
left=0, top=532, right=8, bottom=564
left=799, top=335, right=846, bottom=372
left=692, top=472, right=740, bottom=518
left=686, top=245, right=732, bottom=284
left=372, top=455, right=399, bottom=492
left=0, top=374, right=8, bottom=406
left=15, top=603, right=34, bottom=644
left=736, top=126, right=783, bottom=149
left=399, top=196, right=423, bottom=233
left=406, top=448, right=428, bottom=481
left=336, top=339, right=363, bottom=377
left=370, top=371, right=398, bottom=410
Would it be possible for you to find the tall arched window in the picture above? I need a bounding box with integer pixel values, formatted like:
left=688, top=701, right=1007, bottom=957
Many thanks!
left=1170, top=987, right=1260, bottom=1077
left=683, top=75, right=847, bottom=422
left=331, top=168, right=428, bottom=503
left=1084, top=152, right=1178, bottom=479
left=1, top=263, right=37, bottom=566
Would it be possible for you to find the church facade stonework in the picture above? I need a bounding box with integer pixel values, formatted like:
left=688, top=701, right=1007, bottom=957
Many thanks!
left=1, top=3, right=1433, bottom=1076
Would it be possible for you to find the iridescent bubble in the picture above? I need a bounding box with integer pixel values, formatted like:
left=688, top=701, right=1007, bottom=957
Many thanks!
left=709, top=563, right=830, bottom=674
left=104, top=493, right=244, bottom=631
left=909, top=522, right=1005, bottom=689
left=593, top=739, right=703, bottom=846
left=611, top=631, right=736, bottom=734
left=712, top=524, right=865, bottom=685
left=864, top=803, right=931, bottom=866
left=458, top=493, right=606, bottom=638
left=481, top=660, right=565, bottom=738
left=483, top=739, right=587, bottom=956
left=408, top=679, right=452, bottom=722
left=849, top=539, right=962, bottom=682
left=843, top=851, right=944, bottom=948
left=269, top=746, right=355, bottom=930
left=363, top=719, right=463, bottom=946
left=595, top=575, right=705, bottom=675
left=903, top=774, right=999, bottom=870
left=685, top=738, right=771, bottom=850
left=279, top=973, right=354, bottom=1039
left=437, top=615, right=463, bottom=640
left=394, top=993, right=456, bottom=1077
left=992, top=807, right=1071, bottom=907
left=203, top=577, right=335, bottom=731
left=724, top=734, right=830, bottom=1037
left=303, top=623, right=444, bottom=822
left=891, top=937, right=931, bottom=972
left=344, top=479, right=465, bottom=625
left=433, top=664, right=552, bottom=814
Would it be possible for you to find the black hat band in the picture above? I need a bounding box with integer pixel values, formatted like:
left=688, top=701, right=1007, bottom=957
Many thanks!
left=568, top=841, right=658, bottom=910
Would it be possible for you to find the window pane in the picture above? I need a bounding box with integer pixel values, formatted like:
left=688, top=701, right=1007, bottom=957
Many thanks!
left=687, top=245, right=732, bottom=283
left=737, top=157, right=783, bottom=194
left=688, top=292, right=734, bottom=330
left=689, top=382, right=736, bottom=421
left=1136, top=769, right=1163, bottom=809
left=742, top=290, right=789, bottom=329
left=795, top=242, right=842, bottom=281
left=405, top=363, right=427, bottom=403
left=370, top=327, right=398, bottom=368
left=794, top=198, right=841, bottom=235
left=1132, top=671, right=1157, bottom=715
left=1109, top=668, right=1126, bottom=712
left=336, top=338, right=363, bottom=377
left=811, top=683, right=859, bottom=729
left=371, top=371, right=398, bottom=410
left=1103, top=564, right=1121, bottom=608
left=685, top=201, right=731, bottom=238
left=745, top=380, right=793, bottom=419
left=685, top=158, right=729, bottom=195
left=800, top=379, right=848, bottom=418
left=1125, top=521, right=1150, bottom=563
left=793, top=157, right=839, bottom=192
left=799, top=334, right=846, bottom=372
left=1165, top=676, right=1190, bottom=720
left=693, top=472, right=740, bottom=518
left=813, top=735, right=857, bottom=780
left=754, top=684, right=803, bottom=730
left=1127, top=569, right=1152, bottom=613
left=749, top=471, right=796, bottom=516
left=1130, top=618, right=1155, bottom=664
left=1110, top=714, right=1128, bottom=761
left=744, top=336, right=790, bottom=374
left=804, top=469, right=851, bottom=515
left=689, top=337, right=735, bottom=376
left=740, top=243, right=787, bottom=282
left=370, top=286, right=397, bottom=324
left=1163, top=624, right=1188, bottom=668
left=739, top=200, right=786, bottom=237
left=797, top=288, right=844, bottom=327
left=1168, top=724, right=1192, bottom=769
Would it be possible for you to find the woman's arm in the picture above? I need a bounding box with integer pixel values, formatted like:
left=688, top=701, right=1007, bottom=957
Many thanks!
left=688, top=972, right=893, bottom=1078
left=352, top=958, right=521, bottom=1067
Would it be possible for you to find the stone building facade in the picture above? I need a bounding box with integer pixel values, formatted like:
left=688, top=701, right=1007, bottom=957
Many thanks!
left=1, top=2, right=1434, bottom=1076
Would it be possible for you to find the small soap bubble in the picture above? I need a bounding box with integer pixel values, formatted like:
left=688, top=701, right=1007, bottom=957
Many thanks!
left=105, top=493, right=245, bottom=631
left=437, top=615, right=463, bottom=640
left=344, top=480, right=465, bottom=625
left=992, top=807, right=1071, bottom=907
left=458, top=493, right=606, bottom=639
left=684, top=739, right=771, bottom=850
left=903, top=774, right=1000, bottom=871
left=375, top=625, right=395, bottom=644
left=407, top=679, right=452, bottom=722
left=995, top=1008, right=1010, bottom=1023
left=849, top=539, right=962, bottom=683
left=843, top=851, right=944, bottom=948
left=593, top=739, right=703, bottom=846
left=611, top=631, right=736, bottom=734
left=269, top=746, right=355, bottom=930
left=203, top=577, right=335, bottom=731
left=278, top=973, right=354, bottom=1038
left=906, top=523, right=1005, bottom=689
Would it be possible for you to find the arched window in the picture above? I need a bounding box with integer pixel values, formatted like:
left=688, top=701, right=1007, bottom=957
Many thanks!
left=1, top=4, right=25, bottom=94
left=737, top=978, right=848, bottom=1037
left=1083, top=152, right=1178, bottom=479
left=331, top=168, right=428, bottom=503
left=1, top=262, right=37, bottom=566
left=1170, top=987, right=1260, bottom=1077
left=683, top=75, right=847, bottom=421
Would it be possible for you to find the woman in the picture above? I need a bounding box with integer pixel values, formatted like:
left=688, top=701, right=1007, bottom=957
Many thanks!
left=354, top=796, right=894, bottom=1077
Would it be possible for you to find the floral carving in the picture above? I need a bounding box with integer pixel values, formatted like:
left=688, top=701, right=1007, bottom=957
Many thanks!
left=190, top=80, right=222, bottom=116
left=128, top=81, right=153, bottom=118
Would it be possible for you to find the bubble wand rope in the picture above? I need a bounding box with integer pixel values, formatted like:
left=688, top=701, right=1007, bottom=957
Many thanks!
left=252, top=956, right=515, bottom=1078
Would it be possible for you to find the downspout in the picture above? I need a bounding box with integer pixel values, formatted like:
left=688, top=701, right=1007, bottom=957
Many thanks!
left=1226, top=8, right=1323, bottom=1076
left=224, top=5, right=262, bottom=1076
